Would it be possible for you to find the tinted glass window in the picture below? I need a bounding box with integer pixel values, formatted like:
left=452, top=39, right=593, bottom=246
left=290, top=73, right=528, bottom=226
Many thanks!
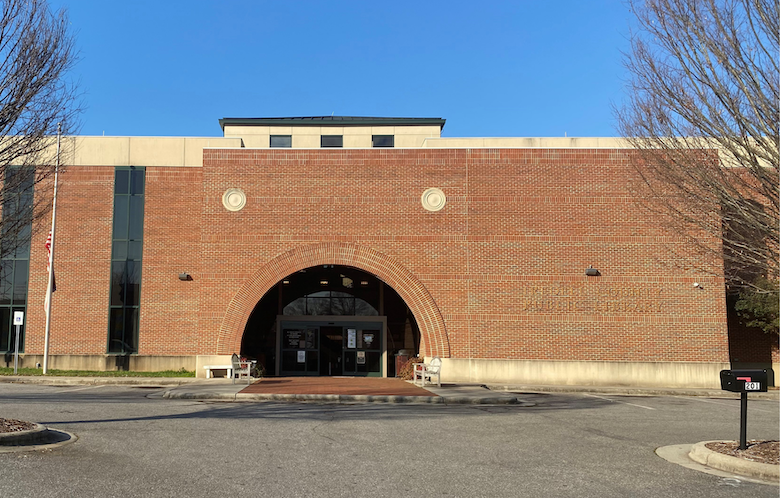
left=0, top=167, right=33, bottom=352
left=114, top=169, right=130, bottom=194
left=321, top=135, right=343, bottom=148
left=109, top=167, right=144, bottom=354
left=372, top=135, right=394, bottom=147
left=270, top=135, right=292, bottom=148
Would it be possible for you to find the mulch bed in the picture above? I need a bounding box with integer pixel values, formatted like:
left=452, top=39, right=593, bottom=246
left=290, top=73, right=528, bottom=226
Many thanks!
left=0, top=418, right=36, bottom=433
left=705, top=440, right=779, bottom=465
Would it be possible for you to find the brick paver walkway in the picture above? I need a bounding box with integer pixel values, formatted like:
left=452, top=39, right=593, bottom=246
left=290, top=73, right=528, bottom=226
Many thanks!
left=239, top=377, right=437, bottom=396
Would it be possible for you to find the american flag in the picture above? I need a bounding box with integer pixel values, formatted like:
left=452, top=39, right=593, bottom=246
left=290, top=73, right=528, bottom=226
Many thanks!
left=44, top=231, right=56, bottom=312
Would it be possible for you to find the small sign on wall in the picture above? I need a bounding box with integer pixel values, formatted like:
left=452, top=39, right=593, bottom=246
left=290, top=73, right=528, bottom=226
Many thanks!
left=297, top=351, right=306, bottom=363
left=13, top=311, right=23, bottom=326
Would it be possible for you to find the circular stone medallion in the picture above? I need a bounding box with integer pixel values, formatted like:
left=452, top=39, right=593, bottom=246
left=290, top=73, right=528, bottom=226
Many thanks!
left=421, top=187, right=446, bottom=212
left=222, top=188, right=246, bottom=212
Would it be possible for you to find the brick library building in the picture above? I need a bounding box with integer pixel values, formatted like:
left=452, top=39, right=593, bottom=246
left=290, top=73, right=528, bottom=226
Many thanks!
left=2, top=116, right=776, bottom=387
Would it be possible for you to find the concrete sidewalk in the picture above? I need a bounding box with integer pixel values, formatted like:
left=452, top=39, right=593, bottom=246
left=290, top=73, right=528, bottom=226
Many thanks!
left=158, top=378, right=526, bottom=405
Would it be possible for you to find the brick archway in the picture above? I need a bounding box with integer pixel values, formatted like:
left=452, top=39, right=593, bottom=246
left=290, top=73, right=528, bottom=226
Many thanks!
left=216, top=242, right=449, bottom=358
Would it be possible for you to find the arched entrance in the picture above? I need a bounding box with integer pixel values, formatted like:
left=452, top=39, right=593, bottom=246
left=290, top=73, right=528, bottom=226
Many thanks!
left=241, top=265, right=421, bottom=376
left=215, top=243, right=449, bottom=362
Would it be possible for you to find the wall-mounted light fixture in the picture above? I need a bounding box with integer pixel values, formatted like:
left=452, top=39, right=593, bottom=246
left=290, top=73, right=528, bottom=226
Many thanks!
left=585, top=267, right=600, bottom=277
left=320, top=280, right=328, bottom=286
left=693, top=282, right=704, bottom=290
left=178, top=272, right=191, bottom=281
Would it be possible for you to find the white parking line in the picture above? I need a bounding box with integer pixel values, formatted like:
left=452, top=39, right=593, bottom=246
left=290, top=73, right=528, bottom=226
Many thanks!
left=584, top=393, right=656, bottom=410
left=677, top=396, right=778, bottom=414
left=52, top=385, right=106, bottom=394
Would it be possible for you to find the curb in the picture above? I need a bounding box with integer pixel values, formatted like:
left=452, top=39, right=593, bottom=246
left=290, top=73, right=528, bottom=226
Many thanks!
left=487, top=384, right=780, bottom=400
left=689, top=440, right=779, bottom=483
left=0, top=376, right=204, bottom=387
left=236, top=393, right=446, bottom=404
left=162, top=390, right=523, bottom=405
left=0, top=423, right=48, bottom=446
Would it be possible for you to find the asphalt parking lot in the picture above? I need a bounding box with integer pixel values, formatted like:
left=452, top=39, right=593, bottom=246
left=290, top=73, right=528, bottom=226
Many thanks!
left=0, top=383, right=777, bottom=497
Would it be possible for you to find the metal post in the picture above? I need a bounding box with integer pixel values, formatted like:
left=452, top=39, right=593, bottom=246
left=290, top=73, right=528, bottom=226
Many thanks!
left=43, top=123, right=62, bottom=375
left=13, top=324, right=20, bottom=374
left=739, top=391, right=748, bottom=450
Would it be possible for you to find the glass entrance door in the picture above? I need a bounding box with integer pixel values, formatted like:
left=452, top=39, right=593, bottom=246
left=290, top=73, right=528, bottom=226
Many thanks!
left=280, top=326, right=319, bottom=375
left=319, top=326, right=343, bottom=375
left=278, top=318, right=385, bottom=377
left=341, top=326, right=382, bottom=377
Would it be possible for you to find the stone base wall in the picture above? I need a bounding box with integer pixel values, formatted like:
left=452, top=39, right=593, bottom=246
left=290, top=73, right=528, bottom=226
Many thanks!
left=435, top=358, right=773, bottom=389
left=7, top=355, right=196, bottom=373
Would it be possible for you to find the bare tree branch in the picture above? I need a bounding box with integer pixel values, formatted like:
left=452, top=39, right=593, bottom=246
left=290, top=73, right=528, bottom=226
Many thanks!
left=0, top=0, right=79, bottom=260
left=617, top=0, right=779, bottom=297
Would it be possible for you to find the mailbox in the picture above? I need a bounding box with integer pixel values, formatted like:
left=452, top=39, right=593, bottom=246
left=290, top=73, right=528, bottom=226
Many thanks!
left=720, top=369, right=768, bottom=393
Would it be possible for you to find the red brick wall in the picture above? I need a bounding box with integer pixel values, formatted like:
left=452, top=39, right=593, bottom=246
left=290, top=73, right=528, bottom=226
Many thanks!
left=140, top=167, right=202, bottom=355
left=26, top=148, right=732, bottom=364
left=27, top=166, right=114, bottom=355
left=200, top=148, right=729, bottom=363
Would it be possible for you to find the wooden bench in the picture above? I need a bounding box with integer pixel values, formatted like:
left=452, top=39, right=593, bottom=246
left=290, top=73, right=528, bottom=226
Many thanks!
left=413, top=357, right=442, bottom=387
left=203, top=365, right=233, bottom=379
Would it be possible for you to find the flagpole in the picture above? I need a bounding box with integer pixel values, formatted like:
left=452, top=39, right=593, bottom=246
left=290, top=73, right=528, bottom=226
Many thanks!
left=42, top=123, right=61, bottom=375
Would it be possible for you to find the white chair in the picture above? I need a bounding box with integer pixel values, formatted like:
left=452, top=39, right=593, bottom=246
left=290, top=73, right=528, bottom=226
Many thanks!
left=413, top=357, right=442, bottom=387
left=231, top=353, right=252, bottom=384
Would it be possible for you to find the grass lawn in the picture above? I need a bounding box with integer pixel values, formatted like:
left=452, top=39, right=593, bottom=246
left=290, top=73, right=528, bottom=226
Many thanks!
left=0, top=367, right=195, bottom=377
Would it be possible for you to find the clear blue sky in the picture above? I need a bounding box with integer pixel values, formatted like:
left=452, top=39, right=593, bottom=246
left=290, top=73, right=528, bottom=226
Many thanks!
left=52, top=0, right=635, bottom=138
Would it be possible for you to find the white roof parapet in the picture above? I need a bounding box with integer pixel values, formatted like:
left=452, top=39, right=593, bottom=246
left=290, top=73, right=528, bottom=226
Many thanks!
left=69, top=136, right=244, bottom=167
left=421, top=137, right=632, bottom=148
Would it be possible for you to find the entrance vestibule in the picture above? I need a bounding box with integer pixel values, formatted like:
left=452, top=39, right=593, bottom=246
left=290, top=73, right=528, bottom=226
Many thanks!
left=278, top=318, right=385, bottom=376
left=240, top=265, right=421, bottom=377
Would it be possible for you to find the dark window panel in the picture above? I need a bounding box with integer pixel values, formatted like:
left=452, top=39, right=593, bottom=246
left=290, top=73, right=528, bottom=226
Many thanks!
left=124, top=261, right=141, bottom=307
left=114, top=169, right=130, bottom=194
left=321, top=135, right=343, bottom=148
left=123, top=308, right=139, bottom=353
left=270, top=135, right=292, bottom=148
left=112, top=241, right=127, bottom=261
left=110, top=261, right=126, bottom=306
left=0, top=308, right=9, bottom=351
left=331, top=297, right=355, bottom=315
left=128, top=196, right=144, bottom=240
left=307, top=297, right=331, bottom=315
left=355, top=299, right=379, bottom=316
left=130, top=169, right=145, bottom=195
left=372, top=135, right=394, bottom=147
left=367, top=351, right=381, bottom=372
left=10, top=307, right=24, bottom=351
left=306, top=350, right=318, bottom=372
left=108, top=308, right=125, bottom=352
left=112, top=196, right=129, bottom=237
left=14, top=224, right=31, bottom=258
left=127, top=240, right=143, bottom=260
left=0, top=262, right=12, bottom=305
left=12, top=260, right=28, bottom=305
